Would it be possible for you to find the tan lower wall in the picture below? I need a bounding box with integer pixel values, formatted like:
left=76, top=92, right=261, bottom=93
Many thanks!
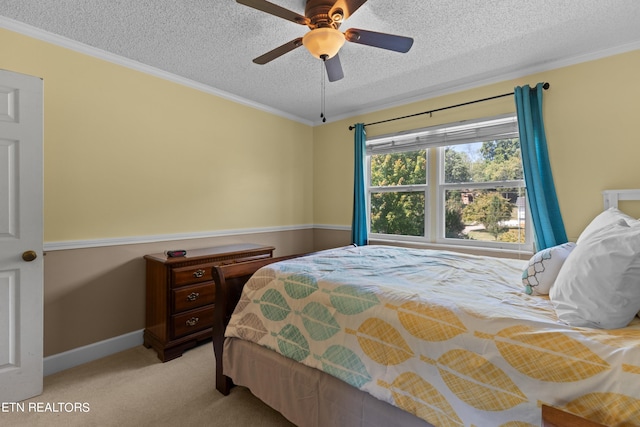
left=44, top=226, right=536, bottom=358
left=43, top=229, right=315, bottom=356
left=312, top=228, right=352, bottom=251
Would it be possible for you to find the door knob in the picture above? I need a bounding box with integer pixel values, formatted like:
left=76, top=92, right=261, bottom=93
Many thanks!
left=22, top=250, right=37, bottom=262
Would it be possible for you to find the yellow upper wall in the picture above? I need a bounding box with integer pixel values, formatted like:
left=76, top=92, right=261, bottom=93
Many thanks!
left=3, top=27, right=639, bottom=244
left=1, top=28, right=314, bottom=242
left=313, top=49, right=640, bottom=242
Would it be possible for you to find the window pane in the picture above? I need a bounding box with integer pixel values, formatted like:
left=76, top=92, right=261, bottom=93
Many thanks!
left=371, top=191, right=425, bottom=236
left=445, top=188, right=526, bottom=243
left=444, top=138, right=522, bottom=183
left=370, top=150, right=426, bottom=186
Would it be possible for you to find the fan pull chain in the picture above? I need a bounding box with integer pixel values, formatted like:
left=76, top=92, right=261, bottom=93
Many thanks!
left=320, top=56, right=326, bottom=123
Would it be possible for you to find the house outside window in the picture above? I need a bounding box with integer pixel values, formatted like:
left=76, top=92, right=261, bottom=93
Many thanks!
left=366, top=114, right=532, bottom=252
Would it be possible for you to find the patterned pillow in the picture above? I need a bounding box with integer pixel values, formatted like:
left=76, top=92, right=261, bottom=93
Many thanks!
left=522, top=242, right=576, bottom=295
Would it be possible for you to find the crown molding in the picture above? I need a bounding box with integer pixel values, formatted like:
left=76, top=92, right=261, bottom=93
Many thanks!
left=0, top=16, right=313, bottom=126
left=4, top=15, right=638, bottom=129
left=324, top=40, right=640, bottom=126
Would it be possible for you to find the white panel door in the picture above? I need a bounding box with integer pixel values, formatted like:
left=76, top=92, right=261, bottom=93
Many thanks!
left=0, top=69, right=44, bottom=402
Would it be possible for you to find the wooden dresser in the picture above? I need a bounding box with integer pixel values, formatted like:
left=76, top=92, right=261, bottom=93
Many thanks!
left=143, top=243, right=274, bottom=362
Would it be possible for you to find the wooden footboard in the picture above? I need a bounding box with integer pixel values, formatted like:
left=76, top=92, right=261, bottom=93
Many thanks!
left=212, top=245, right=355, bottom=395
left=212, top=254, right=298, bottom=394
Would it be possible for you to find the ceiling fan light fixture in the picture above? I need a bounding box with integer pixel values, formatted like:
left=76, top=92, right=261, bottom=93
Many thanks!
left=302, top=27, right=345, bottom=60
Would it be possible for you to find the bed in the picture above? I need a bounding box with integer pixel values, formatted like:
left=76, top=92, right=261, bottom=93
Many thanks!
left=212, top=189, right=640, bottom=427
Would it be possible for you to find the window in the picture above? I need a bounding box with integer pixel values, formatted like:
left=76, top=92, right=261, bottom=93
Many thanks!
left=366, top=114, right=531, bottom=251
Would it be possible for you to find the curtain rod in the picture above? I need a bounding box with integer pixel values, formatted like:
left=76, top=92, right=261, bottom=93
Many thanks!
left=348, top=82, right=550, bottom=131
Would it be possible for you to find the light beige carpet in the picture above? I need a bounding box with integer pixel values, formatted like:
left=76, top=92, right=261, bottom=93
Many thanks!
left=1, top=343, right=295, bottom=427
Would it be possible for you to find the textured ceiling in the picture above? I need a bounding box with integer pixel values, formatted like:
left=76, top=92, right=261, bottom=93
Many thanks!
left=2, top=0, right=640, bottom=125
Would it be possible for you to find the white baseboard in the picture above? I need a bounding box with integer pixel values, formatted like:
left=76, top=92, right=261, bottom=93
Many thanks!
left=44, top=329, right=144, bottom=376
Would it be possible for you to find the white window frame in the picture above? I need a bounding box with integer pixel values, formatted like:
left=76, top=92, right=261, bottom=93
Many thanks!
left=366, top=149, right=430, bottom=244
left=366, top=113, right=533, bottom=252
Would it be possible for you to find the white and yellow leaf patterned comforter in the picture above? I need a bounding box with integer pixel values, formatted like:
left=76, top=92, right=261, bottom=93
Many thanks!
left=225, top=245, right=640, bottom=426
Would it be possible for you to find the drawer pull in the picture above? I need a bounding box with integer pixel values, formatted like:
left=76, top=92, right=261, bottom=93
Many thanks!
left=186, top=292, right=200, bottom=302
left=185, top=317, right=199, bottom=327
left=192, top=269, right=206, bottom=278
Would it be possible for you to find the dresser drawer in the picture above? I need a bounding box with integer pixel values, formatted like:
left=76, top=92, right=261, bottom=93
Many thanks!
left=172, top=264, right=214, bottom=287
left=173, top=282, right=215, bottom=313
left=172, top=306, right=214, bottom=339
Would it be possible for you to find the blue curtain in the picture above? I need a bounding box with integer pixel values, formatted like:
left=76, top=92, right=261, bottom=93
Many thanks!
left=351, top=123, right=368, bottom=246
left=515, top=83, right=567, bottom=250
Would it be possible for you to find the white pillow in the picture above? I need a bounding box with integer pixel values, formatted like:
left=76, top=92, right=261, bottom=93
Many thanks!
left=576, top=207, right=639, bottom=244
left=522, top=242, right=576, bottom=295
left=550, top=221, right=640, bottom=329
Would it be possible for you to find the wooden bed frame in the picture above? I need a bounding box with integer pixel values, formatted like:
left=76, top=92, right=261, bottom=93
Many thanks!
left=213, top=246, right=357, bottom=395
left=212, top=252, right=308, bottom=395
left=541, top=405, right=606, bottom=427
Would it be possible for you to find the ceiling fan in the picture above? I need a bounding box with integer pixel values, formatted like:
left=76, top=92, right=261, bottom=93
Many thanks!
left=237, top=0, right=414, bottom=82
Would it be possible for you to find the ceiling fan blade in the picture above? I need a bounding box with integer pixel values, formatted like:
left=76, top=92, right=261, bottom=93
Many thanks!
left=329, top=0, right=368, bottom=21
left=253, top=38, right=303, bottom=64
left=345, top=28, right=414, bottom=53
left=324, top=54, right=344, bottom=82
left=236, top=0, right=310, bottom=25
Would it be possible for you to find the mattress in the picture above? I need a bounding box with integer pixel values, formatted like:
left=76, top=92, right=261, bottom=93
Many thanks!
left=224, top=245, right=640, bottom=426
